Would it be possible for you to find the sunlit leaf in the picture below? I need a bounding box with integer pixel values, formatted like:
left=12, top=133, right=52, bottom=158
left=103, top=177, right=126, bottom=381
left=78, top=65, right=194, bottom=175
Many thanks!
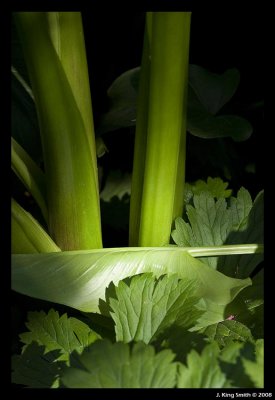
left=12, top=247, right=251, bottom=318
left=106, top=274, right=202, bottom=343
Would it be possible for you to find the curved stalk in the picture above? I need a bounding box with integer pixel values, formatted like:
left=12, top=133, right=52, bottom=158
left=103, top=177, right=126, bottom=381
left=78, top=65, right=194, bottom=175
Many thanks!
left=15, top=12, right=102, bottom=250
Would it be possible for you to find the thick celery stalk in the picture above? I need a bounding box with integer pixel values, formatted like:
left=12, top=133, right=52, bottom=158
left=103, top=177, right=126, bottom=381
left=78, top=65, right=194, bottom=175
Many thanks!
left=15, top=12, right=102, bottom=250
left=132, top=12, right=191, bottom=246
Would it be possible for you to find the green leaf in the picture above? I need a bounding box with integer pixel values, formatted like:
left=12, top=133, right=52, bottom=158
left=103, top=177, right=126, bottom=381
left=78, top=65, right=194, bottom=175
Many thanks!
left=156, top=327, right=207, bottom=364
left=97, top=67, right=140, bottom=135
left=219, top=341, right=262, bottom=388
left=188, top=64, right=240, bottom=115
left=184, top=177, right=232, bottom=200
left=224, top=269, right=263, bottom=338
left=11, top=137, right=48, bottom=221
left=61, top=340, right=177, bottom=388
left=100, top=169, right=131, bottom=201
left=217, top=191, right=264, bottom=278
left=106, top=274, right=202, bottom=343
left=242, top=339, right=263, bottom=388
left=12, top=248, right=251, bottom=317
left=172, top=187, right=263, bottom=276
left=12, top=198, right=60, bottom=253
left=12, top=342, right=62, bottom=388
left=203, top=320, right=254, bottom=348
left=187, top=66, right=252, bottom=142
left=19, top=309, right=100, bottom=362
left=177, top=342, right=229, bottom=388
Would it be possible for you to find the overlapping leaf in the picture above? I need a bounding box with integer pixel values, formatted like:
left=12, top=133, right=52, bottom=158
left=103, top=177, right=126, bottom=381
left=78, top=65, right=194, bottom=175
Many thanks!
left=224, top=269, right=263, bottom=338
left=105, top=273, right=202, bottom=343
left=203, top=319, right=253, bottom=348
left=12, top=343, right=62, bottom=388
left=12, top=248, right=251, bottom=318
left=19, top=309, right=100, bottom=362
left=177, top=342, right=229, bottom=388
left=61, top=340, right=177, bottom=388
left=172, top=187, right=263, bottom=277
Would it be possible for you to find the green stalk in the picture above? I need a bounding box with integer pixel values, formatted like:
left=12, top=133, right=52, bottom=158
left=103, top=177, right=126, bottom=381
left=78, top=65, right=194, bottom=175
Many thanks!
left=45, top=12, right=99, bottom=192
left=138, top=12, right=191, bottom=246
left=15, top=12, right=102, bottom=250
left=129, top=13, right=152, bottom=246
left=12, top=198, right=60, bottom=253
left=11, top=137, right=48, bottom=222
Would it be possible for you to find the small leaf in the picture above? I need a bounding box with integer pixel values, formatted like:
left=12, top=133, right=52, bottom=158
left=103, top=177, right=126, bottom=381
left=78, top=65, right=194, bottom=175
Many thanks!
left=203, top=320, right=254, bottom=348
left=61, top=340, right=177, bottom=388
left=185, top=177, right=232, bottom=199
left=20, top=309, right=100, bottom=362
left=177, top=342, right=229, bottom=388
left=12, top=343, right=62, bottom=388
left=100, top=169, right=131, bottom=201
left=224, top=269, right=263, bottom=338
left=96, top=67, right=140, bottom=135
left=188, top=64, right=240, bottom=115
left=106, top=273, right=202, bottom=343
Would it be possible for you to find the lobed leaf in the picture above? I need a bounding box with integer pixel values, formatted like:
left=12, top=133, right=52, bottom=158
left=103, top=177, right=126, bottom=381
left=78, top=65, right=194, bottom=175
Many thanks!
left=106, top=273, right=202, bottom=343
left=61, top=340, right=177, bottom=388
left=19, top=309, right=100, bottom=362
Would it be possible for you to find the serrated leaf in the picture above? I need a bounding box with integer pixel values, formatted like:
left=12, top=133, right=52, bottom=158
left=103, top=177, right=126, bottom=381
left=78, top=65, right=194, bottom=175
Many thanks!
left=185, top=177, right=232, bottom=200
left=12, top=342, right=62, bottom=388
left=224, top=269, right=263, bottom=338
left=242, top=339, right=263, bottom=388
left=172, top=187, right=263, bottom=276
left=157, top=326, right=207, bottom=364
left=20, top=309, right=100, bottom=362
left=100, top=169, right=131, bottom=201
left=177, top=342, right=229, bottom=388
left=219, top=341, right=261, bottom=388
left=188, top=64, right=240, bottom=115
left=217, top=191, right=264, bottom=278
left=12, top=248, right=251, bottom=322
left=203, top=320, right=254, bottom=348
left=106, top=273, right=202, bottom=343
left=61, top=340, right=177, bottom=388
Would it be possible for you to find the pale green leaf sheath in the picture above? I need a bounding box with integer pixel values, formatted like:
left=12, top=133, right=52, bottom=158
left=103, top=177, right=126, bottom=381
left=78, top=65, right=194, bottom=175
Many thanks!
left=15, top=12, right=102, bottom=250
left=12, top=247, right=251, bottom=316
left=137, top=12, right=191, bottom=246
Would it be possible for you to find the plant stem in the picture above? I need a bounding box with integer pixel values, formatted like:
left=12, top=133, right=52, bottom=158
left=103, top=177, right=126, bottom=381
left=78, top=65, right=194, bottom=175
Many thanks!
left=129, top=13, right=152, bottom=246
left=137, top=12, right=191, bottom=247
left=15, top=12, right=102, bottom=250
